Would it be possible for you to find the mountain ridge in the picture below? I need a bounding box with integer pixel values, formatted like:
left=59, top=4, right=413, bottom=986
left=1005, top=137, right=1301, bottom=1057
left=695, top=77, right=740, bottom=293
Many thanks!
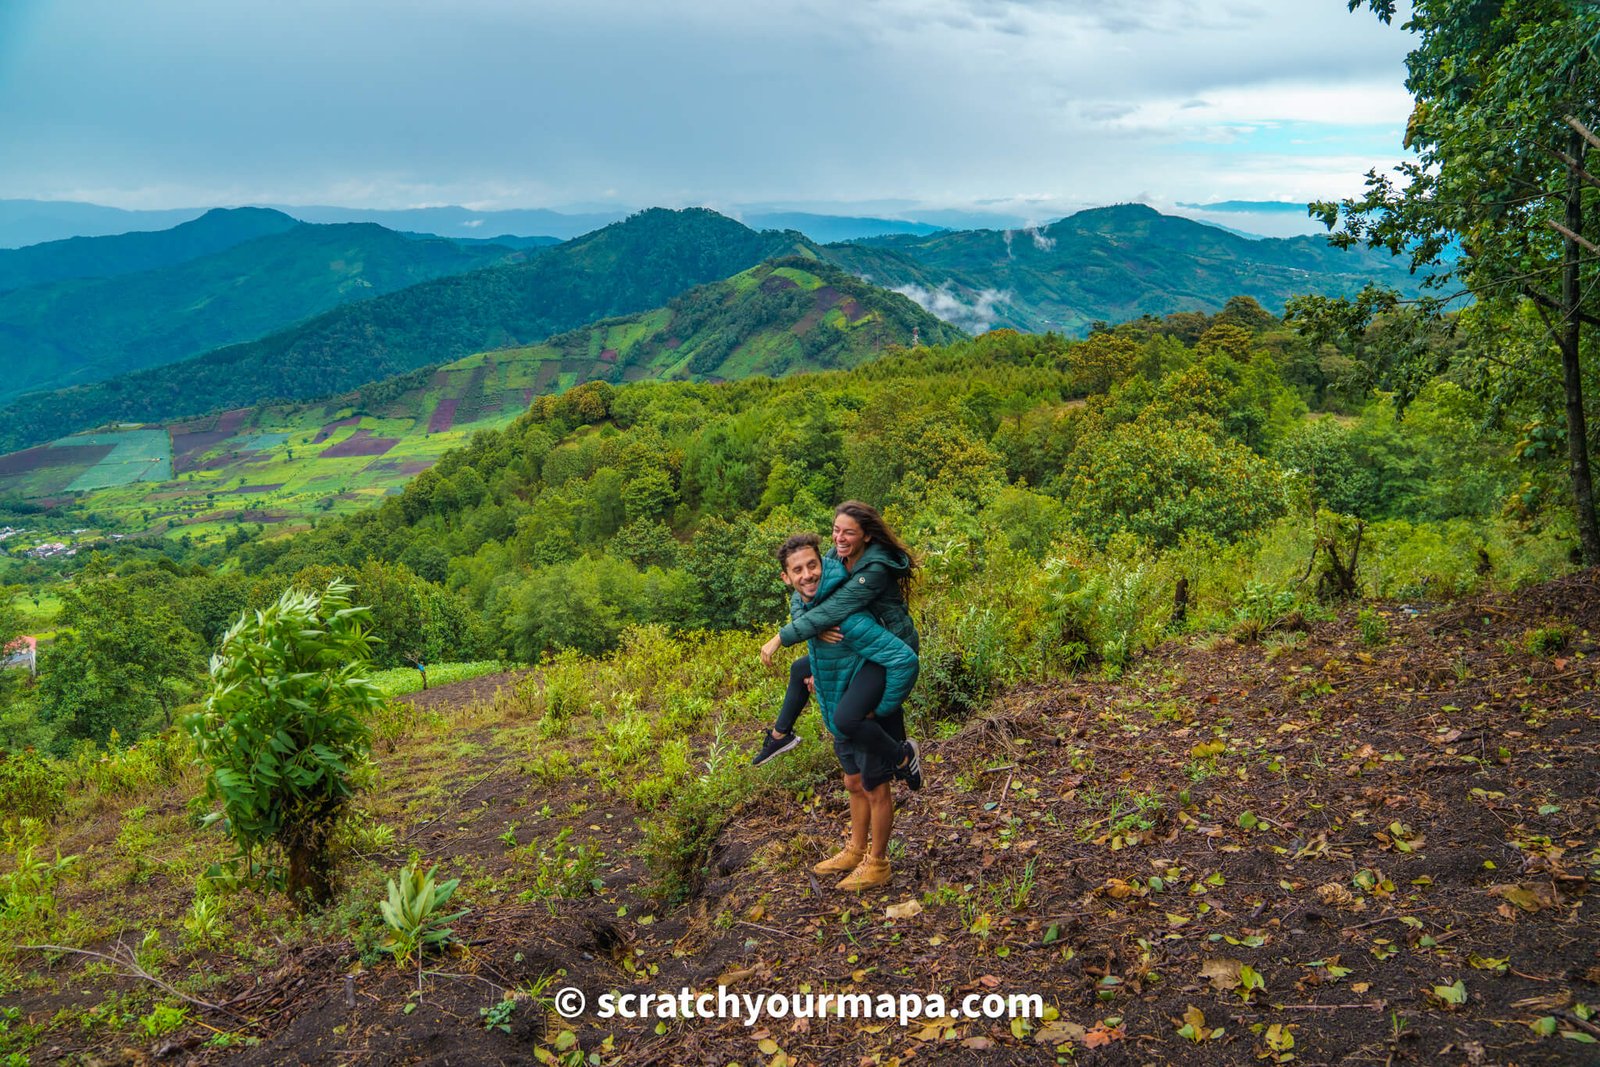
left=0, top=209, right=817, bottom=452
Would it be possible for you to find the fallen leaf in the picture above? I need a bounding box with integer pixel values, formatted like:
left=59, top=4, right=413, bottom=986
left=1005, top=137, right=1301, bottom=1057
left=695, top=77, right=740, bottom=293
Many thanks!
left=719, top=967, right=756, bottom=986
left=1490, top=883, right=1559, bottom=912
left=1201, top=957, right=1244, bottom=991
left=1082, top=1024, right=1126, bottom=1048
left=1317, top=883, right=1356, bottom=907
left=885, top=899, right=923, bottom=921
left=1033, top=1020, right=1086, bottom=1046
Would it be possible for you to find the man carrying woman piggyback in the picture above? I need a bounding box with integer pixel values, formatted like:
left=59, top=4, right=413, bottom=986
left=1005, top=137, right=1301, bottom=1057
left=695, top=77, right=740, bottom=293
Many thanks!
left=753, top=501, right=924, bottom=891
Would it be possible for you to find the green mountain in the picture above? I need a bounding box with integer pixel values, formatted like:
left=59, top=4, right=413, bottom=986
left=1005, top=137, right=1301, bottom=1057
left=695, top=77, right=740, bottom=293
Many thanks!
left=0, top=257, right=951, bottom=537
left=822, top=203, right=1430, bottom=334
left=0, top=206, right=300, bottom=291
left=0, top=221, right=517, bottom=404
left=0, top=209, right=817, bottom=453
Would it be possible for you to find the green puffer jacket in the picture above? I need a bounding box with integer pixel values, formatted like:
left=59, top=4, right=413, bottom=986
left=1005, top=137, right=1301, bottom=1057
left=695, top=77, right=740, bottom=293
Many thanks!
left=778, top=541, right=918, bottom=653
left=792, top=555, right=919, bottom=740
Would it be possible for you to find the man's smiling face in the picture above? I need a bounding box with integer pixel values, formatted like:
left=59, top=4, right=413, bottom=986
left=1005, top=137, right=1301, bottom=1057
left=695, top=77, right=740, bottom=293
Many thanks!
left=781, top=546, right=823, bottom=601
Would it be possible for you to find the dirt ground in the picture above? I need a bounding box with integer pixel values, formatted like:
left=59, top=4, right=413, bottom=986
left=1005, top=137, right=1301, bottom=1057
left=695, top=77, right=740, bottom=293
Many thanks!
left=9, top=573, right=1600, bottom=1066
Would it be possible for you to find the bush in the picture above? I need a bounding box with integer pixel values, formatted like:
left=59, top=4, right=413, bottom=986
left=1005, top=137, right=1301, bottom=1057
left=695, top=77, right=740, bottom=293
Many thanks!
left=637, top=735, right=747, bottom=904
left=0, top=751, right=66, bottom=821
left=186, top=579, right=383, bottom=909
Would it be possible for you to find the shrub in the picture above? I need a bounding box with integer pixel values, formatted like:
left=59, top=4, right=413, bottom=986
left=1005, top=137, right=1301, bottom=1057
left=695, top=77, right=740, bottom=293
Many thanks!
left=1065, top=415, right=1286, bottom=549
left=1357, top=607, right=1389, bottom=647
left=186, top=579, right=382, bottom=909
left=0, top=750, right=66, bottom=821
left=84, top=730, right=193, bottom=799
left=637, top=734, right=747, bottom=904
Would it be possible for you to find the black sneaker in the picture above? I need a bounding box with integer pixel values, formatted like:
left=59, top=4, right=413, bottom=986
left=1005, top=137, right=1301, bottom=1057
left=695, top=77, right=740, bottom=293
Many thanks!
left=898, top=740, right=923, bottom=791
left=752, top=729, right=801, bottom=767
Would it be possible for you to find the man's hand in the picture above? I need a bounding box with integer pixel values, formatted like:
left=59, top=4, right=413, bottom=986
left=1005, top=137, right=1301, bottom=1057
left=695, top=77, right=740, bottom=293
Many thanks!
left=817, top=626, right=844, bottom=644
left=760, top=634, right=783, bottom=667
left=804, top=675, right=815, bottom=693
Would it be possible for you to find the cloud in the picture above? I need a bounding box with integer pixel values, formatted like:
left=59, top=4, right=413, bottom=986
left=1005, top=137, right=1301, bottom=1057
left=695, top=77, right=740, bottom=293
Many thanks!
left=892, top=282, right=1010, bottom=334
left=0, top=0, right=1418, bottom=213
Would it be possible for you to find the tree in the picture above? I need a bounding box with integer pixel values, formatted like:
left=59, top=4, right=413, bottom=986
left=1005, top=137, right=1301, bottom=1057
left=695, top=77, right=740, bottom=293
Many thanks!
left=1316, top=3, right=1600, bottom=560
left=187, top=579, right=382, bottom=908
left=38, top=572, right=204, bottom=743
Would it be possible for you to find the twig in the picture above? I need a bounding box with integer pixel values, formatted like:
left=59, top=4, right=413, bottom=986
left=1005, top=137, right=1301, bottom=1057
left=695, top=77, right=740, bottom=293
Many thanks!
left=1274, top=1002, right=1385, bottom=1011
left=401, top=755, right=517, bottom=842
left=22, top=943, right=248, bottom=1022
left=1559, top=1010, right=1600, bottom=1041
left=1341, top=914, right=1429, bottom=932
left=738, top=921, right=806, bottom=941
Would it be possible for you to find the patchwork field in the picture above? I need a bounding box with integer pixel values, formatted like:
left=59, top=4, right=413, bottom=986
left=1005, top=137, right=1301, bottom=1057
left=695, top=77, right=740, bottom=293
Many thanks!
left=0, top=258, right=946, bottom=551
left=0, top=349, right=568, bottom=547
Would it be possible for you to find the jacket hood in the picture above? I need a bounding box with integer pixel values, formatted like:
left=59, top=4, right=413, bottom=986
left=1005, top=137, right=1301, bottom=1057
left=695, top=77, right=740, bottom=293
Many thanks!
left=830, top=540, right=910, bottom=573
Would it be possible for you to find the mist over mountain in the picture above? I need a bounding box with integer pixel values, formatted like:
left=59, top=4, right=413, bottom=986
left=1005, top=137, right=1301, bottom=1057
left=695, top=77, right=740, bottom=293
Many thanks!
left=823, top=203, right=1427, bottom=334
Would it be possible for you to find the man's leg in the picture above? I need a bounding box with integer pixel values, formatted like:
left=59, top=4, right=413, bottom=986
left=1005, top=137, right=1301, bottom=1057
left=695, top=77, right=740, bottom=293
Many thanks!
left=844, top=773, right=871, bottom=854
left=814, top=754, right=868, bottom=874
left=865, top=781, right=893, bottom=860
left=837, top=749, right=896, bottom=890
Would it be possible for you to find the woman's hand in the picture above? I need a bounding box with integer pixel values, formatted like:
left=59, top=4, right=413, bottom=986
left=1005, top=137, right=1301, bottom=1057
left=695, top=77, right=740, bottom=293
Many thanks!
left=760, top=634, right=783, bottom=667
left=817, top=626, right=844, bottom=644
left=804, top=676, right=815, bottom=693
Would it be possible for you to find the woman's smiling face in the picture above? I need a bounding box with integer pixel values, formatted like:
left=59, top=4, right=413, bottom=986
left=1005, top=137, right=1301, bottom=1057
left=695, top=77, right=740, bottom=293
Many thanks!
left=832, top=512, right=868, bottom=563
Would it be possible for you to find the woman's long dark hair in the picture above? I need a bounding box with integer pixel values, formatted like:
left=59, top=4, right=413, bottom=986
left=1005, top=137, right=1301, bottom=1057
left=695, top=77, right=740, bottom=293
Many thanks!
left=835, top=500, right=918, bottom=603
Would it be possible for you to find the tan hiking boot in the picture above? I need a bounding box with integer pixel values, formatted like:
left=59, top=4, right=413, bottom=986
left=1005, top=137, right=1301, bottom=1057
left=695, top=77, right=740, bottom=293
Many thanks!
left=812, top=847, right=865, bottom=875
left=836, top=855, right=892, bottom=891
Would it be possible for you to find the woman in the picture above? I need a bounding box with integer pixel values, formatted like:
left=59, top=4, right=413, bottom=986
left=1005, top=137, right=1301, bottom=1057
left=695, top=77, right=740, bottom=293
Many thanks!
left=754, top=501, right=923, bottom=788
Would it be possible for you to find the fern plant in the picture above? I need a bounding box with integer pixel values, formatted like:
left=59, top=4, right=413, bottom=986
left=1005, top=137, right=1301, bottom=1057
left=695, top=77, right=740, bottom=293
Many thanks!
left=379, top=862, right=468, bottom=965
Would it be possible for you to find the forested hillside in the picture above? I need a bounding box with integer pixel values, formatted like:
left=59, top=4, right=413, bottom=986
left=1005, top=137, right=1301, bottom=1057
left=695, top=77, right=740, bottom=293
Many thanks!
left=825, top=203, right=1432, bottom=333
left=0, top=221, right=518, bottom=403
left=0, top=209, right=814, bottom=452
left=0, top=207, right=303, bottom=291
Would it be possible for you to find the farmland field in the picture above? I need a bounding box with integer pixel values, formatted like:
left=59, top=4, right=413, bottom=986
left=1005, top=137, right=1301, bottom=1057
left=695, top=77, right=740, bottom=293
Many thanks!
left=0, top=343, right=592, bottom=548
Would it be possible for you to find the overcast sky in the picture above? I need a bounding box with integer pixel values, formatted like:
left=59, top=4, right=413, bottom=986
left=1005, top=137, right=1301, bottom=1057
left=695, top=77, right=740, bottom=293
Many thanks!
left=0, top=0, right=1418, bottom=225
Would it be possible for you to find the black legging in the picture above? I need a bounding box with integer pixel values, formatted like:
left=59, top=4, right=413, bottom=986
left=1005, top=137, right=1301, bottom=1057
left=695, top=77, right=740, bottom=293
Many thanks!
left=775, top=656, right=905, bottom=766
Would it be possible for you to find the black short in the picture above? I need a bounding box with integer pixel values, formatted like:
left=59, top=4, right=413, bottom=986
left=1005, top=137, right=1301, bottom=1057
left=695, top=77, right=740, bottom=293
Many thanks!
left=833, top=710, right=905, bottom=790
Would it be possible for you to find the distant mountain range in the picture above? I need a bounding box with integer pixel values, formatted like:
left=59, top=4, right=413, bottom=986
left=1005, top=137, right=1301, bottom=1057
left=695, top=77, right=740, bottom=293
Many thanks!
left=0, top=209, right=814, bottom=452
left=0, top=199, right=962, bottom=248
left=0, top=210, right=520, bottom=403
left=826, top=203, right=1427, bottom=333
left=0, top=201, right=1428, bottom=456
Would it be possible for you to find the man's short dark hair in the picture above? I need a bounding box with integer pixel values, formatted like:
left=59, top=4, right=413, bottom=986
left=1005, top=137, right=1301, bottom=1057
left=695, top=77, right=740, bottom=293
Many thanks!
left=776, top=532, right=822, bottom=569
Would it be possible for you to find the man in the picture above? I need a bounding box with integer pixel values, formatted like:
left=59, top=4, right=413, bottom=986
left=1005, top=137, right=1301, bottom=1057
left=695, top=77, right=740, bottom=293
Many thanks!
left=764, top=533, right=918, bottom=890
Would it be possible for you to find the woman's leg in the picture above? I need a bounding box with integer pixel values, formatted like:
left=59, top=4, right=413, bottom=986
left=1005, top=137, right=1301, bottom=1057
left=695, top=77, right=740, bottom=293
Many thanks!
left=771, top=655, right=812, bottom=736
left=832, top=662, right=907, bottom=767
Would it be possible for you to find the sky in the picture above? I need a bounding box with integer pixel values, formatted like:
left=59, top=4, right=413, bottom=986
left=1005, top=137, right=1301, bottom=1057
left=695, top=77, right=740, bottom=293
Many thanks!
left=0, top=0, right=1419, bottom=231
